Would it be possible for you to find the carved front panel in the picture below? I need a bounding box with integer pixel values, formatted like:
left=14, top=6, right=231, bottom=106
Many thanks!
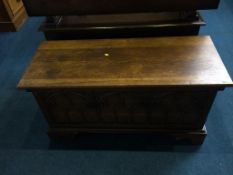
left=33, top=89, right=216, bottom=130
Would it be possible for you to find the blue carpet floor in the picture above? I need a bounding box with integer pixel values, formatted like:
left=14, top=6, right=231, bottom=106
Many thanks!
left=0, top=0, right=233, bottom=174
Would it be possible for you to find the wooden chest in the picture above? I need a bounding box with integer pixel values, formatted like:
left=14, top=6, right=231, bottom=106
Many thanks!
left=18, top=36, right=233, bottom=144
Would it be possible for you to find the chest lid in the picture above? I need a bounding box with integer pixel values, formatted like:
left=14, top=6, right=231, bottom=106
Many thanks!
left=18, top=36, right=233, bottom=89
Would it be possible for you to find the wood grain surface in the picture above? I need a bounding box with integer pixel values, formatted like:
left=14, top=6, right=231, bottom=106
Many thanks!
left=18, top=36, right=233, bottom=89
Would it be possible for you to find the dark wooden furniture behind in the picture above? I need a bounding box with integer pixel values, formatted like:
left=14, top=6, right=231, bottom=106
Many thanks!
left=40, top=12, right=205, bottom=40
left=18, top=36, right=233, bottom=144
left=22, top=0, right=220, bottom=40
left=0, top=0, right=27, bottom=31
left=22, top=0, right=220, bottom=16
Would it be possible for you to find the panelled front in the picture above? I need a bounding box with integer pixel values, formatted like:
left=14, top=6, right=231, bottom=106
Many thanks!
left=33, top=88, right=217, bottom=130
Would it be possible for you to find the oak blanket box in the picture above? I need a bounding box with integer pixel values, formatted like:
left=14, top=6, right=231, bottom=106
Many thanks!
left=18, top=36, right=233, bottom=144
